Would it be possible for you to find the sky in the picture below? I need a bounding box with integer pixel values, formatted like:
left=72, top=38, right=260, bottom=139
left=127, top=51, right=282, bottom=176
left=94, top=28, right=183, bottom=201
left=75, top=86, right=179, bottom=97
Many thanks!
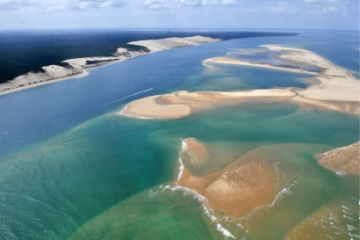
left=0, top=0, right=358, bottom=30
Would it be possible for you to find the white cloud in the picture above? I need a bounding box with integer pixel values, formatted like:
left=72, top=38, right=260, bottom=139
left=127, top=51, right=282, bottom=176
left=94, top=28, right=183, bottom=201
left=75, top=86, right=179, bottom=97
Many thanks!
left=75, top=0, right=128, bottom=9
left=0, top=0, right=128, bottom=12
left=221, top=0, right=236, bottom=4
left=322, top=5, right=337, bottom=13
left=144, top=0, right=174, bottom=9
left=144, top=0, right=236, bottom=9
left=0, top=0, right=357, bottom=30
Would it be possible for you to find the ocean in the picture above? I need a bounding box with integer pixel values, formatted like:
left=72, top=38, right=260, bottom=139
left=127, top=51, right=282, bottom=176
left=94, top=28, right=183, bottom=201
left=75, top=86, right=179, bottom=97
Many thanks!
left=0, top=30, right=358, bottom=239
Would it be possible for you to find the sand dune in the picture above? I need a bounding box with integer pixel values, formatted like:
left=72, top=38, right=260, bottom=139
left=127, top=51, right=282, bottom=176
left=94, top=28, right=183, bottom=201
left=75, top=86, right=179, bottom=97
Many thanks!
left=1, top=36, right=219, bottom=95
left=122, top=45, right=360, bottom=118
left=128, top=36, right=220, bottom=52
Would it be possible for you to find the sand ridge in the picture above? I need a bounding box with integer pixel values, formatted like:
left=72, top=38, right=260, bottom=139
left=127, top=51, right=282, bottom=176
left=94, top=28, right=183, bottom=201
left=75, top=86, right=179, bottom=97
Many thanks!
left=121, top=45, right=360, bottom=118
left=128, top=36, right=220, bottom=52
left=315, top=141, right=360, bottom=175
left=0, top=36, right=219, bottom=95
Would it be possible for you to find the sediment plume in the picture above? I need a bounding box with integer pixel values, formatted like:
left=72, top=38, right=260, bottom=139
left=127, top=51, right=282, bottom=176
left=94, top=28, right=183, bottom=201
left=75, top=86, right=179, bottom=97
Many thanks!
left=179, top=138, right=209, bottom=167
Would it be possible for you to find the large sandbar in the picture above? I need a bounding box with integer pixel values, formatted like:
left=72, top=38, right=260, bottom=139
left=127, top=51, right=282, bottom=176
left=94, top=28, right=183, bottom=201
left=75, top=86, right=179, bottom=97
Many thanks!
left=121, top=45, right=360, bottom=118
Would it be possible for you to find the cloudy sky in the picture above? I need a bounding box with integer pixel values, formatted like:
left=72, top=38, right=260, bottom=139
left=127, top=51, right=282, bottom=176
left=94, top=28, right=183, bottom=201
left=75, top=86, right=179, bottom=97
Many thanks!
left=0, top=0, right=358, bottom=30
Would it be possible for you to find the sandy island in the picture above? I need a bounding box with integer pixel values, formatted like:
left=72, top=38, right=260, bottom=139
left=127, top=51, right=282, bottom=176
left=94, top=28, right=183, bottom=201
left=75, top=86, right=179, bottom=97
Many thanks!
left=0, top=36, right=219, bottom=95
left=121, top=88, right=297, bottom=119
left=120, top=45, right=360, bottom=118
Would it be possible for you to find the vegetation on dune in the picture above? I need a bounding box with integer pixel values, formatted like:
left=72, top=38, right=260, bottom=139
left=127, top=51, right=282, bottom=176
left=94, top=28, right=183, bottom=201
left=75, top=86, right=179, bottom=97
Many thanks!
left=0, top=30, right=297, bottom=84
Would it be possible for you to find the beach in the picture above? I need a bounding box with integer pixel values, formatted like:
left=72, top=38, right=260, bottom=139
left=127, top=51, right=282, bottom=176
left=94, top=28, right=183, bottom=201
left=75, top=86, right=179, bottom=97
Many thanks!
left=0, top=36, right=220, bottom=95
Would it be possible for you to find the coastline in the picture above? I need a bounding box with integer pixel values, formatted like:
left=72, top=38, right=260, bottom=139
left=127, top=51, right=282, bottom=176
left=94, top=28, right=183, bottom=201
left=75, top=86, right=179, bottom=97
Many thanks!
left=0, top=36, right=220, bottom=96
left=203, top=56, right=314, bottom=75
left=0, top=71, right=89, bottom=96
left=121, top=45, right=360, bottom=118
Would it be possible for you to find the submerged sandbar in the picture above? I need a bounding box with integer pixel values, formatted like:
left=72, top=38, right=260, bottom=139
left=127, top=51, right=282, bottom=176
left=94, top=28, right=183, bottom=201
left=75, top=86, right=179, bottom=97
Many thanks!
left=177, top=138, right=279, bottom=218
left=315, top=141, right=359, bottom=175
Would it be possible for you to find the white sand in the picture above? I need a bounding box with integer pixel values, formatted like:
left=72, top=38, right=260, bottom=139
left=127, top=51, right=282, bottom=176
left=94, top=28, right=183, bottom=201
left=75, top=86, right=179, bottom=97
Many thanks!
left=262, top=45, right=360, bottom=102
left=203, top=56, right=312, bottom=74
left=0, top=65, right=84, bottom=93
left=120, top=89, right=297, bottom=119
left=122, top=45, right=360, bottom=118
left=1, top=36, right=219, bottom=95
left=128, top=36, right=220, bottom=52
left=122, top=95, right=192, bottom=119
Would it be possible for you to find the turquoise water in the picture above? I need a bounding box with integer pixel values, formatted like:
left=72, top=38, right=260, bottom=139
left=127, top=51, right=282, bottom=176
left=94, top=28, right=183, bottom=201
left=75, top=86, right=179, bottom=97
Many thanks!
left=0, top=30, right=359, bottom=239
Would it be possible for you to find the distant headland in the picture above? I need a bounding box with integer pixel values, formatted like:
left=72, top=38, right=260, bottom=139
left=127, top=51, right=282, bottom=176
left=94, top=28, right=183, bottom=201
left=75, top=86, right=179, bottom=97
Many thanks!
left=0, top=31, right=297, bottom=95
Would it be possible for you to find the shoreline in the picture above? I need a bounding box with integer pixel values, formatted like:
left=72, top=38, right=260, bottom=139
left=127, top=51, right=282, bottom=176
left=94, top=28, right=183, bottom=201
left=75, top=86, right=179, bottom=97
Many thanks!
left=121, top=45, right=360, bottom=118
left=203, top=56, right=315, bottom=75
left=0, top=36, right=220, bottom=96
left=0, top=71, right=89, bottom=96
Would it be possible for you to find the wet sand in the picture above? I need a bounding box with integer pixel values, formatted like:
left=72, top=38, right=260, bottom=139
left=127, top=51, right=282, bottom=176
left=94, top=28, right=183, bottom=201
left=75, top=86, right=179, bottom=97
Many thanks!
left=121, top=45, right=360, bottom=118
left=177, top=139, right=279, bottom=218
left=120, top=88, right=297, bottom=119
left=179, top=138, right=209, bottom=167
left=284, top=202, right=359, bottom=240
left=205, top=150, right=278, bottom=217
left=315, top=141, right=359, bottom=174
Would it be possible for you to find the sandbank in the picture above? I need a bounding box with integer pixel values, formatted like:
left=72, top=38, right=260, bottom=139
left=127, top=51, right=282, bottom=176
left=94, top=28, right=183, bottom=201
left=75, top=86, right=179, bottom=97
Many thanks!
left=176, top=140, right=279, bottom=218
left=120, top=88, right=296, bottom=119
left=284, top=202, right=357, bottom=240
left=0, top=36, right=219, bottom=96
left=121, top=45, right=360, bottom=118
left=205, top=149, right=278, bottom=218
left=122, top=95, right=192, bottom=119
left=203, top=56, right=312, bottom=74
left=315, top=141, right=359, bottom=175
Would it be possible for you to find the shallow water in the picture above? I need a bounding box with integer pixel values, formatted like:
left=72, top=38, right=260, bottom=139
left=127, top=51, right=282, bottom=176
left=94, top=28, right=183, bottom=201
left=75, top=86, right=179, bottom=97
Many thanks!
left=0, top=30, right=358, bottom=239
